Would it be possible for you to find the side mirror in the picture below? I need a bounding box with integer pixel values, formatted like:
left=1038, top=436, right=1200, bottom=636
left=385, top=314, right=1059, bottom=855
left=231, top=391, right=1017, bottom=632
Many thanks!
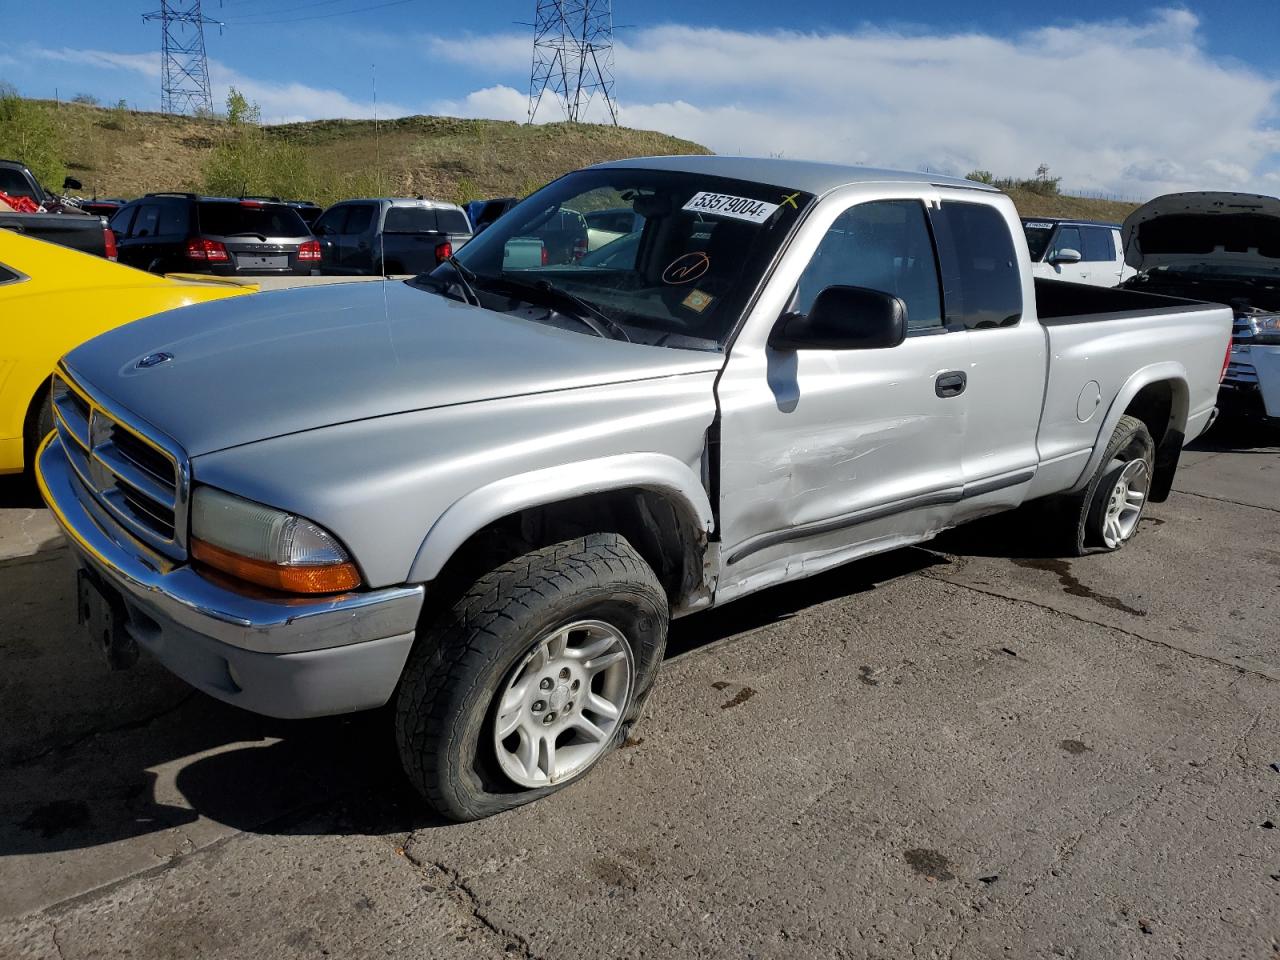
left=1049, top=248, right=1082, bottom=265
left=62, top=176, right=82, bottom=191
left=769, top=285, right=907, bottom=351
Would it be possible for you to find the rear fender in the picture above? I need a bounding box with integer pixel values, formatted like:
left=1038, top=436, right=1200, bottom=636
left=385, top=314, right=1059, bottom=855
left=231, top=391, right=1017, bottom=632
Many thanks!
left=1068, top=362, right=1189, bottom=495
left=407, top=452, right=715, bottom=583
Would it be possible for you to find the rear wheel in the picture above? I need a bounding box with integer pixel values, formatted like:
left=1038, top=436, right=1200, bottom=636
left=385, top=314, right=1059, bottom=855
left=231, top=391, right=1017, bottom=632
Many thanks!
left=394, top=533, right=667, bottom=821
left=1056, top=414, right=1155, bottom=555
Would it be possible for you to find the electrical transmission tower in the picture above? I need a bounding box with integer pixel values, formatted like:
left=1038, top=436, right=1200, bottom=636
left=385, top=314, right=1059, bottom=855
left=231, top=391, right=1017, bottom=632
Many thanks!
left=528, top=1, right=619, bottom=125
left=142, top=1, right=221, bottom=116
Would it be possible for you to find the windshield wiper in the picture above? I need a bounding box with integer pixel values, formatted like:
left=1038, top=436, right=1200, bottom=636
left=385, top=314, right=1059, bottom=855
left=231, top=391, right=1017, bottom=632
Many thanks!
left=444, top=255, right=481, bottom=306
left=497, top=276, right=632, bottom=342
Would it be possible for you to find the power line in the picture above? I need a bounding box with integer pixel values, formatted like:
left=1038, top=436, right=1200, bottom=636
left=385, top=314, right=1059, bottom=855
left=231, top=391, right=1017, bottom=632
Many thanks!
left=221, top=0, right=418, bottom=25
left=528, top=0, right=619, bottom=125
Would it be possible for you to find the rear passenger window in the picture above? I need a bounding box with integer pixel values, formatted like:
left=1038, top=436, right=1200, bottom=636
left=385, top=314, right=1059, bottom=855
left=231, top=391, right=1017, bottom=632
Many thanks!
left=343, top=205, right=374, bottom=234
left=109, top=206, right=135, bottom=236
left=157, top=203, right=189, bottom=237
left=793, top=199, right=943, bottom=331
left=131, top=205, right=161, bottom=238
left=1082, top=226, right=1115, bottom=262
left=932, top=201, right=1023, bottom=330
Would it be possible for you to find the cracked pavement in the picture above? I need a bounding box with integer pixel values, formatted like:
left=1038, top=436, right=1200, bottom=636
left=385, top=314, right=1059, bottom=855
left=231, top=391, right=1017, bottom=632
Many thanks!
left=1, top=426, right=1278, bottom=959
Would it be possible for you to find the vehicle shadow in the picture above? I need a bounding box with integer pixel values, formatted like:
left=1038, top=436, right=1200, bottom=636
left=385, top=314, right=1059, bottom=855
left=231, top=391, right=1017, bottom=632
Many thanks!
left=1190, top=415, right=1280, bottom=452
left=2, top=545, right=950, bottom=856
left=0, top=473, right=41, bottom=509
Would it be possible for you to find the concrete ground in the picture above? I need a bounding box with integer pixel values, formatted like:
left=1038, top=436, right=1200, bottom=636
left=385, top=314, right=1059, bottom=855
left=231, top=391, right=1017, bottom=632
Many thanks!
left=0, top=423, right=1277, bottom=959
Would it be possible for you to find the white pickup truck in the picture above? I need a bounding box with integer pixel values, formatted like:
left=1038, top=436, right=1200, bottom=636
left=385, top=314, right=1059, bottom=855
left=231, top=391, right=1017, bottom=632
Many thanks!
left=1022, top=217, right=1134, bottom=287
left=38, top=156, right=1232, bottom=821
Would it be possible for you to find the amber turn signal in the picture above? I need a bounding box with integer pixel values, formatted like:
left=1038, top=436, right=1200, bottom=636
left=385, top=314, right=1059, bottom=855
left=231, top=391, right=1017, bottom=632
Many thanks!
left=192, top=537, right=361, bottom=594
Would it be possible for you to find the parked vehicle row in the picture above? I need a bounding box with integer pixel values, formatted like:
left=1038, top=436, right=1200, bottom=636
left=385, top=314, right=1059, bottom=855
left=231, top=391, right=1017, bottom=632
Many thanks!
left=34, top=156, right=1232, bottom=825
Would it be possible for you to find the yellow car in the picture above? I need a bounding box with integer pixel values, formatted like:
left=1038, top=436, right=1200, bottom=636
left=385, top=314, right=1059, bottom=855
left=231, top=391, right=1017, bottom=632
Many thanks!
left=0, top=230, right=255, bottom=474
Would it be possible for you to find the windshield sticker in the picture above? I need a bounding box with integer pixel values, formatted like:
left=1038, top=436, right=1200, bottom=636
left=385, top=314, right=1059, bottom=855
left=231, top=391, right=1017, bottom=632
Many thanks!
left=1024, top=221, right=1055, bottom=230
left=683, top=192, right=780, bottom=224
left=779, top=191, right=801, bottom=209
left=663, top=251, right=711, bottom=285
left=682, top=289, right=715, bottom=313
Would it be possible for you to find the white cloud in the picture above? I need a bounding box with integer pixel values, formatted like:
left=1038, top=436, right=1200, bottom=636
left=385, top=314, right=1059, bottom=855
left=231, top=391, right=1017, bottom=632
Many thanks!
left=428, top=9, right=1280, bottom=199
left=431, top=84, right=527, bottom=123
left=30, top=46, right=161, bottom=78
left=206, top=62, right=414, bottom=125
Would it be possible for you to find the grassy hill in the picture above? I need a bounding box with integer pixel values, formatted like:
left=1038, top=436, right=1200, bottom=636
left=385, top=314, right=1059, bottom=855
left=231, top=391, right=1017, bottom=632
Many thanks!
left=7, top=98, right=1138, bottom=221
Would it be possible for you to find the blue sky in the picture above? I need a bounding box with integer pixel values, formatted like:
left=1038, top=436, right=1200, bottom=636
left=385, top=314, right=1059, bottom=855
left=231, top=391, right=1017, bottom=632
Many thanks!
left=2, top=2, right=1278, bottom=198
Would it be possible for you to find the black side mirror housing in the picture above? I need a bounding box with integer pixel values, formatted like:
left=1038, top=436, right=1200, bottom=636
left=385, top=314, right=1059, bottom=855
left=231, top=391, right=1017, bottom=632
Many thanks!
left=769, top=285, right=908, bottom=351
left=62, top=176, right=82, bottom=191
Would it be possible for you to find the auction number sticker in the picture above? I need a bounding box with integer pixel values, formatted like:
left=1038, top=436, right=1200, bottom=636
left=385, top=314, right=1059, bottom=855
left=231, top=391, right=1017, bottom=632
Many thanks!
left=1024, top=221, right=1055, bottom=230
left=683, top=191, right=780, bottom=224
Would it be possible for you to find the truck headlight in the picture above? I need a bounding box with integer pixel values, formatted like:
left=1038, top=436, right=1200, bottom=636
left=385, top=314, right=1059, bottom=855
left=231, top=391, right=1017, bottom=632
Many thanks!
left=1251, top=313, right=1280, bottom=345
left=190, top=486, right=361, bottom=594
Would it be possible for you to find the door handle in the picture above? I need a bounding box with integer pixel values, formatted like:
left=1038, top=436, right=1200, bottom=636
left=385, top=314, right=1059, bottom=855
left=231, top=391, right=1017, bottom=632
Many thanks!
left=935, top=371, right=967, bottom=398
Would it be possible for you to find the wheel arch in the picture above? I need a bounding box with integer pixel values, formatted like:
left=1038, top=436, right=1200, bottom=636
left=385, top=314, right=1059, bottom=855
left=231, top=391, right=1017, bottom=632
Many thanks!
left=1070, top=363, right=1189, bottom=501
left=408, top=453, right=715, bottom=613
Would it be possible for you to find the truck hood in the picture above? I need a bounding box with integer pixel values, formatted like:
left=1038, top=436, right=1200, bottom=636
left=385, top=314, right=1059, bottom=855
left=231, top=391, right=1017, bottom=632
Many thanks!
left=1121, top=191, right=1280, bottom=273
left=64, top=280, right=723, bottom=457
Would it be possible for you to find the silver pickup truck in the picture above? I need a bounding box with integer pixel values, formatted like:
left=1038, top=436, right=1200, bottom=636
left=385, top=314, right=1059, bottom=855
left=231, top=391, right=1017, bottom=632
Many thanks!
left=37, top=156, right=1231, bottom=821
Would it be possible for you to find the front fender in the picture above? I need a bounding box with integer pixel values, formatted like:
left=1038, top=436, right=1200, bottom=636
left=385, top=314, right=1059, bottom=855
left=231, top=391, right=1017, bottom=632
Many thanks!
left=1068, top=361, right=1189, bottom=493
left=408, top=452, right=715, bottom=582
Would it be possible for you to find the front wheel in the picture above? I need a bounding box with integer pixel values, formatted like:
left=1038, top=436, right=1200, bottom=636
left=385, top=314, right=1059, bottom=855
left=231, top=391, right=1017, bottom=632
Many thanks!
left=394, top=533, right=668, bottom=821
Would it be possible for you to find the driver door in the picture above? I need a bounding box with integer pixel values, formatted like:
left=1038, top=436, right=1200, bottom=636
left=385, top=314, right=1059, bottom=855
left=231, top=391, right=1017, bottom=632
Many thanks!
left=713, top=192, right=971, bottom=599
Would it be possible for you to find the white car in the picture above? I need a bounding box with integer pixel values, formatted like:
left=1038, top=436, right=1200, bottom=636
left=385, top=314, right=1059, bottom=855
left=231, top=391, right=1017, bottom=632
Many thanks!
left=1022, top=218, right=1134, bottom=287
left=1119, top=191, right=1280, bottom=427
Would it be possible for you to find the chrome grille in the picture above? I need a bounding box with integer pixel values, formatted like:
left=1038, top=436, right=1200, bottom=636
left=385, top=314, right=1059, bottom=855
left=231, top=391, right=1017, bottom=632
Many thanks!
left=1233, top=316, right=1256, bottom=344
left=51, top=368, right=190, bottom=559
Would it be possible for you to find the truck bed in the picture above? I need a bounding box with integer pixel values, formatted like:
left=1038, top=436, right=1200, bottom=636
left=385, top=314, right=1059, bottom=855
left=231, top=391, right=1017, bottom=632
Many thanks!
left=0, top=211, right=109, bottom=258
left=1033, top=277, right=1213, bottom=324
left=1029, top=278, right=1232, bottom=498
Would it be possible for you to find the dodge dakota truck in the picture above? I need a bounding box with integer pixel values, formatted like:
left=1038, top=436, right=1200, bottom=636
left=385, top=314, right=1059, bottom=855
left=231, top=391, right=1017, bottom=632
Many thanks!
left=37, top=156, right=1231, bottom=821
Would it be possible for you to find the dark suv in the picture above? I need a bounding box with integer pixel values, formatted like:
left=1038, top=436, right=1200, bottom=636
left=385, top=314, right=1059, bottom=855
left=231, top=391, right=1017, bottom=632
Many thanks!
left=108, top=194, right=319, bottom=275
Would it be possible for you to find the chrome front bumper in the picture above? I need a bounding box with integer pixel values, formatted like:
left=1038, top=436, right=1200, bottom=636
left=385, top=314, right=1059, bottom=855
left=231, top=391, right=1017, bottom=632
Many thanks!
left=37, top=434, right=425, bottom=718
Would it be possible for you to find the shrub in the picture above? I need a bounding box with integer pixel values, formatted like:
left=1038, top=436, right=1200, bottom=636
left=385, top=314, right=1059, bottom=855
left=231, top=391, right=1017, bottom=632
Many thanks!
left=0, top=83, right=66, bottom=190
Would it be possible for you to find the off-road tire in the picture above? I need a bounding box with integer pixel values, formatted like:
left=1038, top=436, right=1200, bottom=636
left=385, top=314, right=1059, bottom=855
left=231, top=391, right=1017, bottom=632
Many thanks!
left=395, top=533, right=668, bottom=821
left=1054, top=414, right=1155, bottom=555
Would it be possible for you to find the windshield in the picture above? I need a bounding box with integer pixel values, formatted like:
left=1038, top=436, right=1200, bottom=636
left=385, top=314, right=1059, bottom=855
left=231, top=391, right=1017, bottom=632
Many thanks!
left=421, top=167, right=814, bottom=349
left=1021, top=220, right=1056, bottom=261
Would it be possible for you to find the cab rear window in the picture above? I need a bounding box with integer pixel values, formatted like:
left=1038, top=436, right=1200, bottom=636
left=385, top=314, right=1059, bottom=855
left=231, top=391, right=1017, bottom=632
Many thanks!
left=384, top=206, right=470, bottom=234
left=196, top=202, right=309, bottom=238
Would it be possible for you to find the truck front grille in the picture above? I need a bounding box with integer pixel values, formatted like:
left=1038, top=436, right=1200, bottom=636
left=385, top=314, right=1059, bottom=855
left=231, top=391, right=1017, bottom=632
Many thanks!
left=51, top=367, right=189, bottom=559
left=1233, top=317, right=1256, bottom=344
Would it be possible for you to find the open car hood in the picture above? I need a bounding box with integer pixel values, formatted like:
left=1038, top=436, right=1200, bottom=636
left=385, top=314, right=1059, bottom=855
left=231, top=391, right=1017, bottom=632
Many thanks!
left=1121, top=191, right=1280, bottom=273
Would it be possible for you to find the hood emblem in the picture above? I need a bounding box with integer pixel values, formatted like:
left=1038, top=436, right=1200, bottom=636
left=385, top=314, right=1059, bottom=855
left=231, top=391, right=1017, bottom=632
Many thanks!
left=136, top=352, right=174, bottom=369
